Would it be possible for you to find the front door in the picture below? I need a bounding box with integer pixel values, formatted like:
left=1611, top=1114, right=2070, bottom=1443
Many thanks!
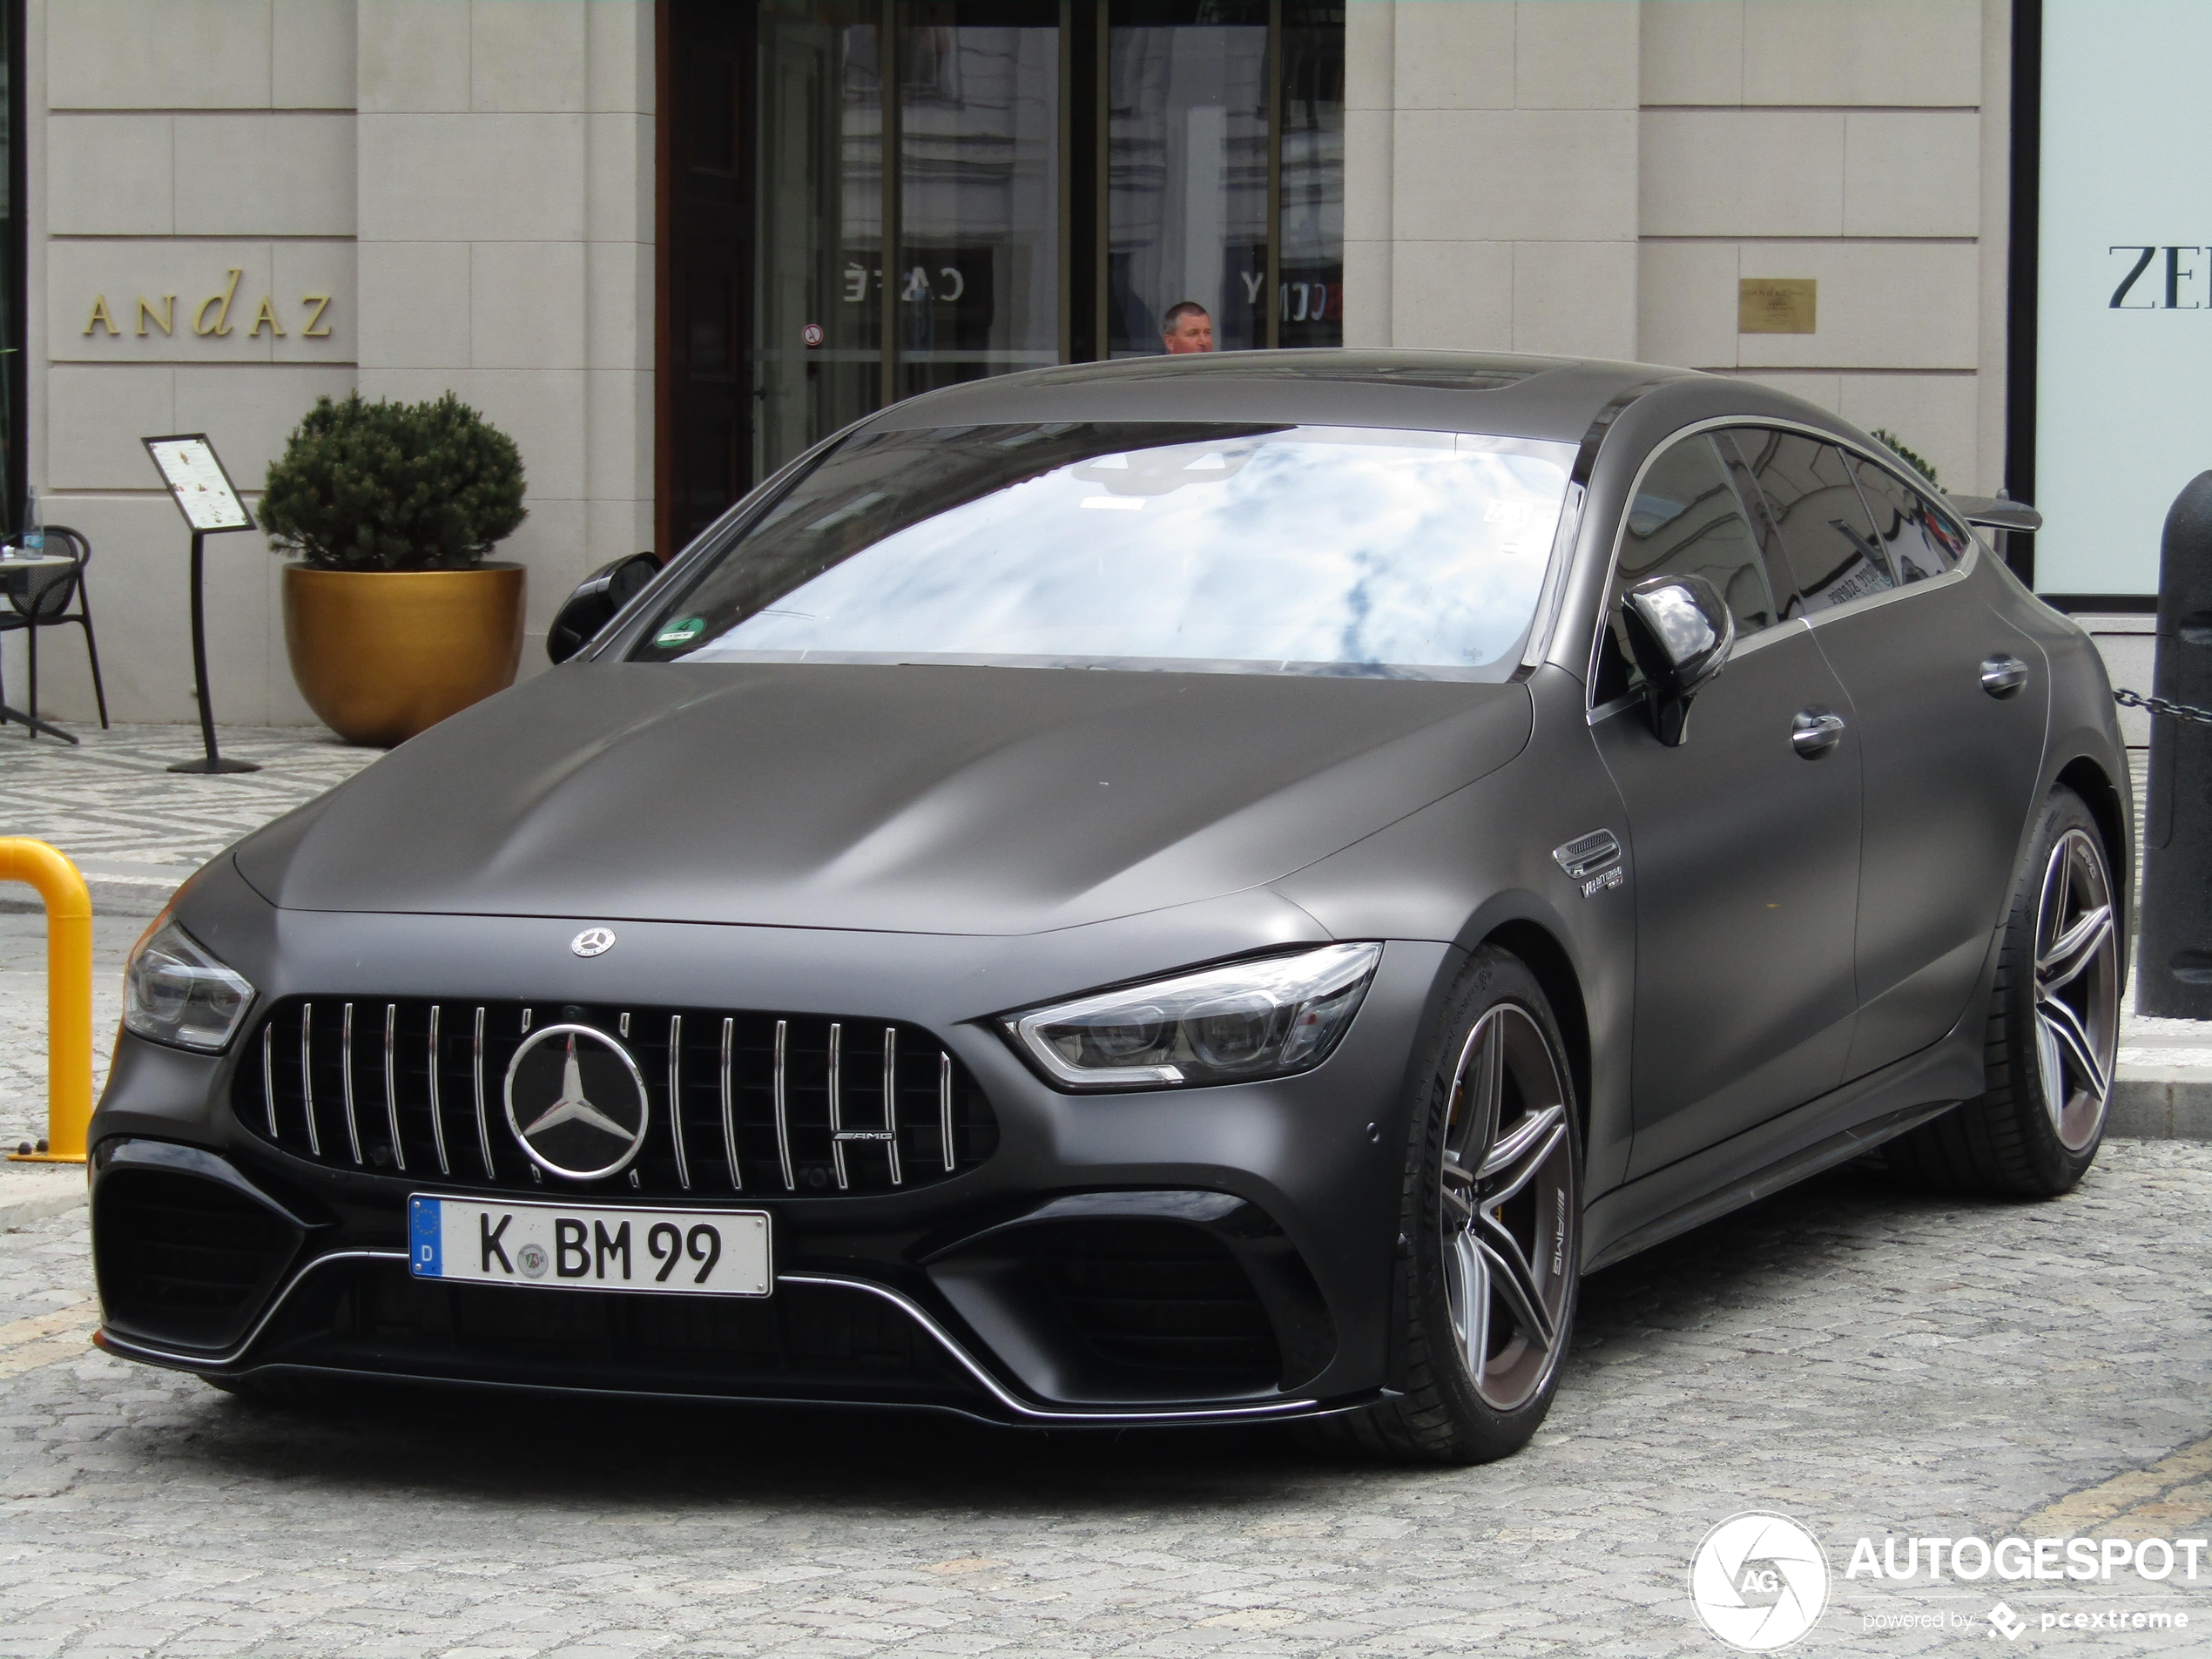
left=1588, top=431, right=1865, bottom=1177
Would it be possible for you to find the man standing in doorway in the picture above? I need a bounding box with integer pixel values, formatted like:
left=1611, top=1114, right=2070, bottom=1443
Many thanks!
left=1161, top=301, right=1215, bottom=354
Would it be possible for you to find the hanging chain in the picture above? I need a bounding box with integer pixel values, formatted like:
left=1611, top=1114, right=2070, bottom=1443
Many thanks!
left=2115, top=688, right=2212, bottom=726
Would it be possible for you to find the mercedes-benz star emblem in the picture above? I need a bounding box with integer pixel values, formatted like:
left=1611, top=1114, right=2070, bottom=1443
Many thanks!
left=571, top=927, right=617, bottom=958
left=503, top=1023, right=651, bottom=1181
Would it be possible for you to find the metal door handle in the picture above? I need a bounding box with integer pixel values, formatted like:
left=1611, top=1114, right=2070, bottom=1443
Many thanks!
left=1980, top=655, right=2030, bottom=698
left=1791, top=708, right=1846, bottom=759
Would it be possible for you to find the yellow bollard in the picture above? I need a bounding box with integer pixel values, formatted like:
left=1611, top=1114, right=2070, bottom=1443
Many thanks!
left=1, top=839, right=92, bottom=1163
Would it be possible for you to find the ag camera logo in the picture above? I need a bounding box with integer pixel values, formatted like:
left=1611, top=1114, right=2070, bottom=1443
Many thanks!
left=1690, top=1512, right=1831, bottom=1651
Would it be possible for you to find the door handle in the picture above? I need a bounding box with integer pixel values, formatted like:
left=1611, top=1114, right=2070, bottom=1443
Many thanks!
left=1791, top=707, right=1846, bottom=759
left=1980, top=654, right=2030, bottom=698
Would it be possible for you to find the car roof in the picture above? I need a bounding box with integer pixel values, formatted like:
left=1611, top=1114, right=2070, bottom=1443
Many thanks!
left=864, top=350, right=1707, bottom=447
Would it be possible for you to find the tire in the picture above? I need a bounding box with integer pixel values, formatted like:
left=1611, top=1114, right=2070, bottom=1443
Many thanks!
left=1884, top=785, right=2120, bottom=1197
left=1310, top=946, right=1581, bottom=1464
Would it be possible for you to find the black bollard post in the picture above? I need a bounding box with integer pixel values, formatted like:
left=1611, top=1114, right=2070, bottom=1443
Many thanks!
left=2136, top=471, right=2212, bottom=1016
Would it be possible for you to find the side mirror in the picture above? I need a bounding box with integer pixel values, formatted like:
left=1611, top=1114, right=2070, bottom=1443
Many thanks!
left=1619, top=572, right=1735, bottom=746
left=547, top=552, right=661, bottom=664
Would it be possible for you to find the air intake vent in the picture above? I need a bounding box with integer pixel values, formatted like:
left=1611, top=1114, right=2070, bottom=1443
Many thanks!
left=232, top=998, right=996, bottom=1200
left=93, top=1169, right=299, bottom=1351
left=255, top=1260, right=985, bottom=1410
left=1028, top=1219, right=1281, bottom=1384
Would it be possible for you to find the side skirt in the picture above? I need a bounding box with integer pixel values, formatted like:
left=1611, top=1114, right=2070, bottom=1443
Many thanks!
left=1592, top=1096, right=1955, bottom=1283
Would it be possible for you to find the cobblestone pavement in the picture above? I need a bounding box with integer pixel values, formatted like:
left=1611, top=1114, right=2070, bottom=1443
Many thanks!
left=2, top=1145, right=2209, bottom=1656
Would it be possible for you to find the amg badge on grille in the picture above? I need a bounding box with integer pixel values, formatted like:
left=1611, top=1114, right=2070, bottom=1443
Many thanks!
left=503, top=1024, right=651, bottom=1180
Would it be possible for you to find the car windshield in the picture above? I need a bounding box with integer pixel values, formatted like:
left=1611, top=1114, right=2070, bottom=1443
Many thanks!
left=633, top=421, right=1578, bottom=678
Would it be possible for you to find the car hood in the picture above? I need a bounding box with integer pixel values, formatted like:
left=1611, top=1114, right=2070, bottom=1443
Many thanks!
left=235, top=664, right=1532, bottom=935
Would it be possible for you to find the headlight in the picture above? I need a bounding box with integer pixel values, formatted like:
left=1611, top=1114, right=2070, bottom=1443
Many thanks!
left=1005, top=942, right=1380, bottom=1090
left=123, top=917, right=255, bottom=1052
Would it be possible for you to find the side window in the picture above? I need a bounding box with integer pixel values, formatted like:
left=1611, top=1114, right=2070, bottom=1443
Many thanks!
left=1593, top=433, right=1777, bottom=702
left=1723, top=428, right=1893, bottom=617
left=1851, top=456, right=1966, bottom=583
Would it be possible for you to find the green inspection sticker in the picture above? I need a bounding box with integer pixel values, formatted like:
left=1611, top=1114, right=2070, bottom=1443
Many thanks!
left=654, top=617, right=707, bottom=647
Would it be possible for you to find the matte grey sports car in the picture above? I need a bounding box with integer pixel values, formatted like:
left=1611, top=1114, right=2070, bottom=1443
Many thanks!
left=90, top=352, right=2129, bottom=1462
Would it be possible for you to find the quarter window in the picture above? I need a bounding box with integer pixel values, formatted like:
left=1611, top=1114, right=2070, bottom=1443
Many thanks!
left=1723, top=428, right=1893, bottom=617
left=1851, top=456, right=1969, bottom=583
left=1594, top=433, right=1778, bottom=703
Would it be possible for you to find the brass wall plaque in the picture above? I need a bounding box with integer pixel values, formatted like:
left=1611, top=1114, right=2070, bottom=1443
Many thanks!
left=1738, top=278, right=1817, bottom=334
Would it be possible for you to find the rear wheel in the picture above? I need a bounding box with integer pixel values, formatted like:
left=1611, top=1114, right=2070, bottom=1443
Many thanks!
left=1312, top=948, right=1580, bottom=1464
left=1884, top=785, right=2119, bottom=1196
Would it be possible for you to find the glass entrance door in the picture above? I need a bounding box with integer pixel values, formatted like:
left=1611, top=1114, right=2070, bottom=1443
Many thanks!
left=1106, top=3, right=1268, bottom=355
left=659, top=0, right=1342, bottom=545
left=753, top=0, right=1060, bottom=477
left=896, top=4, right=1062, bottom=400
left=755, top=0, right=887, bottom=476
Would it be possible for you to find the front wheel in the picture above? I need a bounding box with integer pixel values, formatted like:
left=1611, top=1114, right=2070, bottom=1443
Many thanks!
left=1314, top=948, right=1581, bottom=1464
left=1885, top=785, right=2120, bottom=1196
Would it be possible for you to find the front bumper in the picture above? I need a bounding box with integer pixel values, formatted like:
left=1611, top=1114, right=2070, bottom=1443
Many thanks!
left=89, top=897, right=1451, bottom=1424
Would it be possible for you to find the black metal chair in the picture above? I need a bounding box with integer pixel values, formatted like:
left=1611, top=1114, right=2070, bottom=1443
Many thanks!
left=0, top=524, right=110, bottom=734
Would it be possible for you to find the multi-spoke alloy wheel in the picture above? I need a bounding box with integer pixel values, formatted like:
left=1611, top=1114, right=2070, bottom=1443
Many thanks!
left=1439, top=1005, right=1576, bottom=1413
left=1312, top=947, right=1581, bottom=1465
left=2033, top=826, right=2119, bottom=1152
left=1882, top=785, right=2121, bottom=1197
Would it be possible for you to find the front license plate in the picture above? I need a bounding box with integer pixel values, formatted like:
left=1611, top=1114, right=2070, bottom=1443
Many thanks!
left=408, top=1196, right=772, bottom=1298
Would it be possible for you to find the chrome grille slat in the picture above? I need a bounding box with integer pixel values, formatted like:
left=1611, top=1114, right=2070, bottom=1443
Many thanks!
left=667, top=1014, right=691, bottom=1191
left=471, top=1006, right=493, bottom=1178
left=236, top=998, right=995, bottom=1200
left=718, top=1015, right=740, bottom=1190
left=301, top=1001, right=320, bottom=1157
left=827, top=1021, right=848, bottom=1191
left=341, top=1001, right=362, bottom=1165
left=882, top=1026, right=903, bottom=1187
left=426, top=1005, right=450, bottom=1177
left=260, top=1023, right=277, bottom=1138
left=940, top=1051, right=955, bottom=1173
left=382, top=1003, right=405, bottom=1173
left=773, top=1018, right=795, bottom=1191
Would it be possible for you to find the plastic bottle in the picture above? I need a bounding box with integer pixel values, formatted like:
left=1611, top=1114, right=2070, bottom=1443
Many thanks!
left=22, top=484, right=43, bottom=554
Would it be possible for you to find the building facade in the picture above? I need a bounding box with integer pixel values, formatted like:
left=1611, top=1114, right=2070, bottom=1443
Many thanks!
left=11, top=1, right=2040, bottom=728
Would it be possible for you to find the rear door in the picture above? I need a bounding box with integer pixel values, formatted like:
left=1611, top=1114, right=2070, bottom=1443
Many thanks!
left=1588, top=429, right=1864, bottom=1177
left=1729, top=429, right=2049, bottom=1077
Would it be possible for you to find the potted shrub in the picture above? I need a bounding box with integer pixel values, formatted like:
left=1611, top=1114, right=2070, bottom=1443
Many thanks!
left=263, top=391, right=529, bottom=746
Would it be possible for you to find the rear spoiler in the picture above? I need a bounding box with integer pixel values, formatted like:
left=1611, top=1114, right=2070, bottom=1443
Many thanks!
left=1948, top=495, right=2043, bottom=534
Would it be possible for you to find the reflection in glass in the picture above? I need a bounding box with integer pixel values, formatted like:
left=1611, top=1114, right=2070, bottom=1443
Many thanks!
left=755, top=1, right=884, bottom=475
left=1724, top=429, right=1892, bottom=617
left=637, top=423, right=1575, bottom=677
left=898, top=5, right=1060, bottom=398
left=1851, top=457, right=1968, bottom=584
left=1279, top=3, right=1344, bottom=349
left=1108, top=4, right=1270, bottom=355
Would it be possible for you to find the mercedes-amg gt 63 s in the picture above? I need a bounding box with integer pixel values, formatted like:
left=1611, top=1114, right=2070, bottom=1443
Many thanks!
left=91, top=352, right=2128, bottom=1462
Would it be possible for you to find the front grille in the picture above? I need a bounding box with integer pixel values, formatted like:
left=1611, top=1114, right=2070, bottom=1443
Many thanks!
left=1028, top=1219, right=1281, bottom=1384
left=259, top=1259, right=981, bottom=1406
left=232, top=997, right=997, bottom=1199
left=94, top=1169, right=300, bottom=1350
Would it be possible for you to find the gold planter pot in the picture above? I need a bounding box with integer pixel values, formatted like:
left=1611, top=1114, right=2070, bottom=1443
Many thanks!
left=282, top=562, right=526, bottom=747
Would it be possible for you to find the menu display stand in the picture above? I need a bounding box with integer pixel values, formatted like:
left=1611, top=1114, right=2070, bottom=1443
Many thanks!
left=143, top=435, right=260, bottom=774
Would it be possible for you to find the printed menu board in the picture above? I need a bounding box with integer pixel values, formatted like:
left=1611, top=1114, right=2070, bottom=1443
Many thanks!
left=144, top=435, right=253, bottom=533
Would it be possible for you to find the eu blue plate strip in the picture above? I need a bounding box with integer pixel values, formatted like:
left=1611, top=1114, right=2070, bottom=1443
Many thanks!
left=408, top=1197, right=442, bottom=1278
